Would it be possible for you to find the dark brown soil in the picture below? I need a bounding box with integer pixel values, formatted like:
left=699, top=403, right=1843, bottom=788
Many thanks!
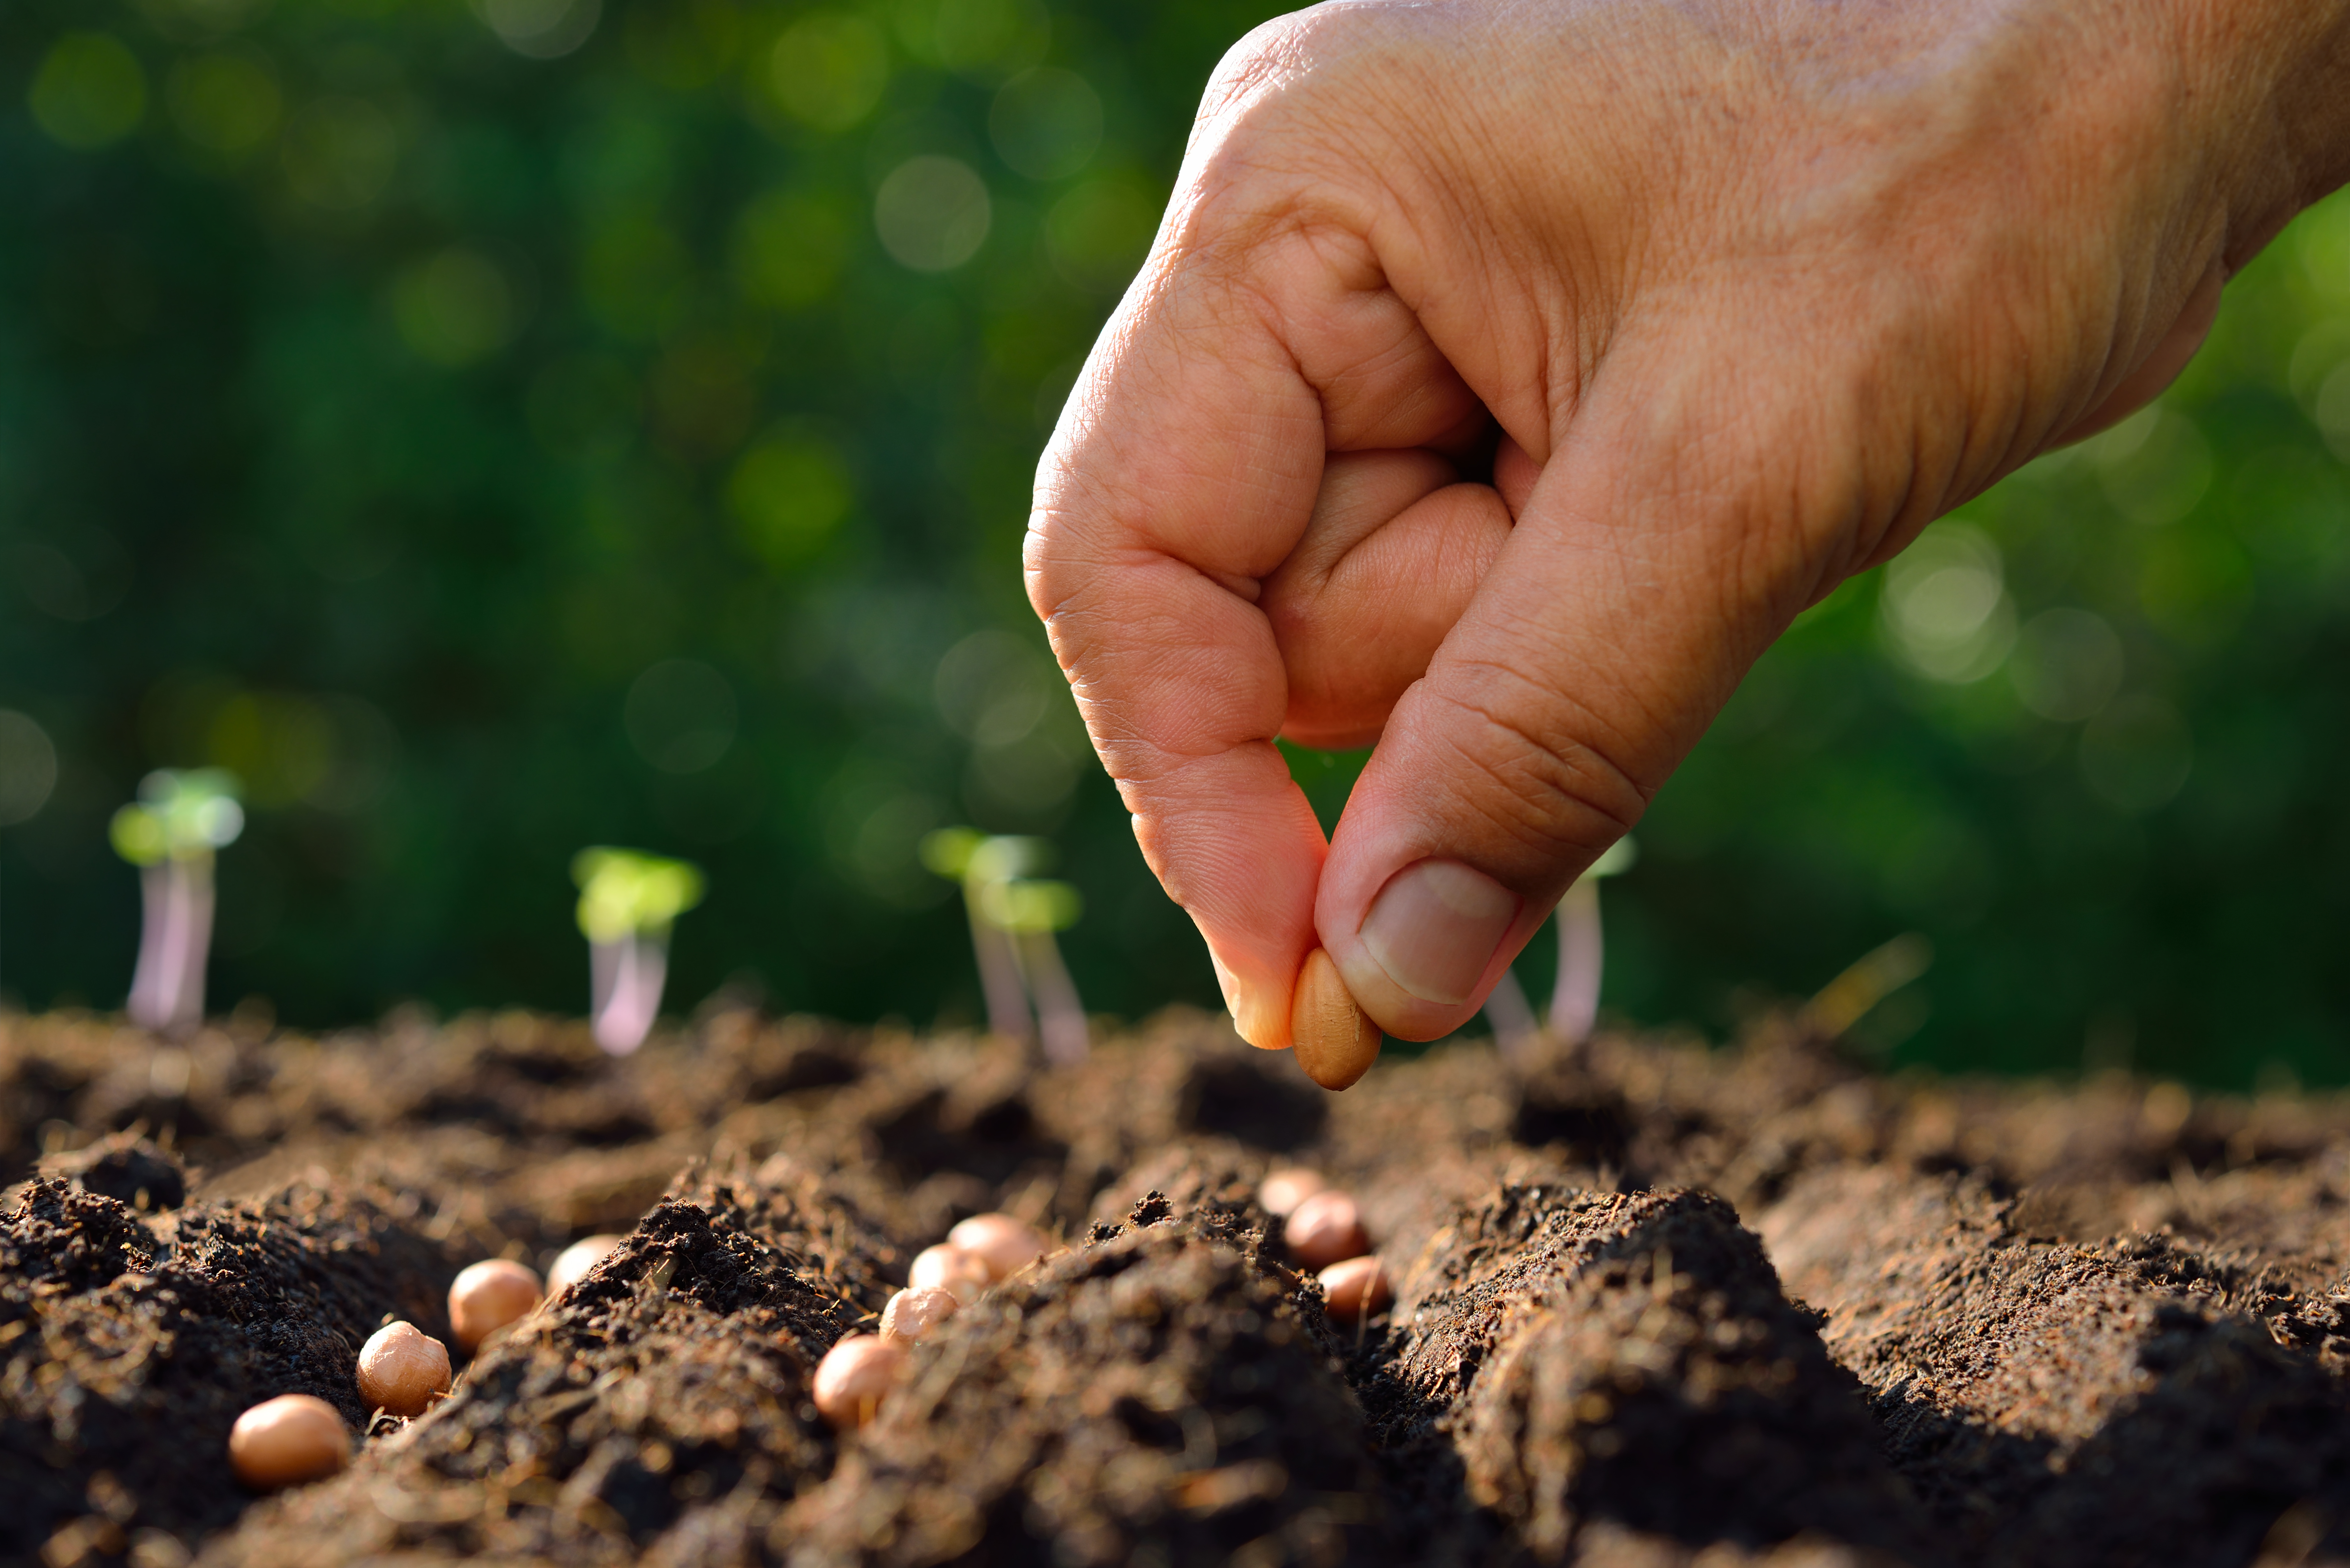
left=7, top=1003, right=2350, bottom=1567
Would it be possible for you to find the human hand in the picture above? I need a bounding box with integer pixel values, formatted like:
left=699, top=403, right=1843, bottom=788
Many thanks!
left=1026, top=0, right=2350, bottom=1056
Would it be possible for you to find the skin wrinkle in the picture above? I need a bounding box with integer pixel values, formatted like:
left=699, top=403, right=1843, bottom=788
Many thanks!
left=1028, top=0, right=2350, bottom=1043
left=1414, top=681, right=1653, bottom=869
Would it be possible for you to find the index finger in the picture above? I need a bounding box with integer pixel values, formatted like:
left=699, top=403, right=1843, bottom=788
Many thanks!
left=1026, top=240, right=1327, bottom=1047
left=1024, top=161, right=1480, bottom=1050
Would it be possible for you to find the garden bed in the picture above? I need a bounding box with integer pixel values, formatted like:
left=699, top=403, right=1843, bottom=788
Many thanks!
left=7, top=1004, right=2350, bottom=1566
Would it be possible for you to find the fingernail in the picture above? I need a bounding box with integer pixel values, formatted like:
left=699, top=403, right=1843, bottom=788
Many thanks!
left=1358, top=860, right=1518, bottom=1006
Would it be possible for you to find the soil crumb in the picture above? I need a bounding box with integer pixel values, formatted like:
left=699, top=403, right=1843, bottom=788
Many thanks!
left=6, top=1005, right=2350, bottom=1566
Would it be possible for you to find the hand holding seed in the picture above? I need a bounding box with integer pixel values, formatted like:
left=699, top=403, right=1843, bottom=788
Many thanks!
left=449, top=1259, right=543, bottom=1352
left=879, top=1286, right=960, bottom=1343
left=1284, top=1190, right=1371, bottom=1271
left=356, top=1321, right=451, bottom=1417
left=813, top=1334, right=906, bottom=1429
left=229, top=1394, right=350, bottom=1490
left=1290, top=950, right=1381, bottom=1089
left=946, top=1214, right=1051, bottom=1282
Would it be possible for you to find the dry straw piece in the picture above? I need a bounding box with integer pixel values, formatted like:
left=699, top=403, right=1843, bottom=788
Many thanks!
left=1290, top=948, right=1380, bottom=1089
left=546, top=1233, right=625, bottom=1298
left=812, top=1334, right=906, bottom=1429
left=1285, top=1190, right=1371, bottom=1271
left=355, top=1321, right=451, bottom=1417
left=879, top=1286, right=960, bottom=1344
left=228, top=1394, right=350, bottom=1491
left=909, top=1243, right=991, bottom=1305
left=449, top=1258, right=544, bottom=1351
left=946, top=1213, right=1050, bottom=1282
left=1318, top=1255, right=1393, bottom=1321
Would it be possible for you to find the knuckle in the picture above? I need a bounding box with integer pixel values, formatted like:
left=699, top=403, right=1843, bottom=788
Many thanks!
left=1421, top=670, right=1653, bottom=877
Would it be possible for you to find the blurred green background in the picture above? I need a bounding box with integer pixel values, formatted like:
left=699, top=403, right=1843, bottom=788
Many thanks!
left=3, top=0, right=2349, bottom=1087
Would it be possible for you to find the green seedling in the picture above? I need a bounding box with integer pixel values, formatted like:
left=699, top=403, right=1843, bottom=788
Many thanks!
left=110, top=768, right=244, bottom=1034
left=1479, top=837, right=1638, bottom=1060
left=980, top=874, right=1088, bottom=1066
left=922, top=828, right=1088, bottom=1062
left=1550, top=837, right=1637, bottom=1044
left=572, top=847, right=703, bottom=1054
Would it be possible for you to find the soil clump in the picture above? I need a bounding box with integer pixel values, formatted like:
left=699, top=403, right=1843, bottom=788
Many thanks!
left=5, top=1004, right=2350, bottom=1565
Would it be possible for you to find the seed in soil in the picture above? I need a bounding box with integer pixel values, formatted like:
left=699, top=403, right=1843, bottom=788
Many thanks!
left=1318, top=1254, right=1391, bottom=1321
left=909, top=1242, right=990, bottom=1304
left=1290, top=947, right=1381, bottom=1089
left=946, top=1212, right=1051, bottom=1281
left=355, top=1321, right=451, bottom=1417
left=880, top=1285, right=960, bottom=1343
left=813, top=1333, right=907, bottom=1429
left=1259, top=1166, right=1325, bottom=1216
left=545, top=1233, right=624, bottom=1297
left=228, top=1394, right=351, bottom=1491
left=448, top=1258, right=543, bottom=1350
left=1284, top=1188, right=1370, bottom=1269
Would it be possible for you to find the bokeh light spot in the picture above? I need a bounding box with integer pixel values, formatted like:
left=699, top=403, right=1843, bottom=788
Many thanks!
left=934, top=629, right=1053, bottom=746
left=580, top=216, right=693, bottom=339
left=29, top=34, right=148, bottom=151
left=899, top=0, right=1050, bottom=79
left=166, top=51, right=280, bottom=159
left=768, top=13, right=889, bottom=133
left=0, top=712, right=59, bottom=828
left=728, top=430, right=852, bottom=568
left=989, top=67, right=1102, bottom=181
left=282, top=97, right=398, bottom=211
left=391, top=248, right=520, bottom=367
left=2316, top=362, right=2350, bottom=462
left=473, top=0, right=602, bottom=60
left=1878, top=523, right=2014, bottom=684
left=731, top=188, right=853, bottom=311
left=2009, top=608, right=2124, bottom=722
left=1044, top=175, right=1160, bottom=293
left=2092, top=407, right=2213, bottom=526
left=875, top=156, right=991, bottom=272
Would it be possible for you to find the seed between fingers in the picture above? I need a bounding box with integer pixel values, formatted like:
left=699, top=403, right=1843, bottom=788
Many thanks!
left=1291, top=949, right=1381, bottom=1089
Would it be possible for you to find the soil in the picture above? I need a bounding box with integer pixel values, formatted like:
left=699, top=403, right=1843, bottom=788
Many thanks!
left=8, top=1002, right=2350, bottom=1567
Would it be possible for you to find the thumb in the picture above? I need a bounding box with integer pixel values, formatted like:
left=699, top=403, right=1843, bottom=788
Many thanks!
left=1315, top=353, right=1858, bottom=1040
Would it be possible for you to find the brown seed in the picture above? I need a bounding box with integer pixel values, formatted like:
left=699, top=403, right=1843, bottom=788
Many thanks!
left=908, top=1243, right=990, bottom=1305
left=1290, top=948, right=1381, bottom=1089
left=355, top=1320, right=451, bottom=1417
left=1259, top=1168, right=1326, bottom=1217
left=1285, top=1189, right=1371, bottom=1270
left=228, top=1394, right=350, bottom=1490
left=946, top=1213, right=1051, bottom=1282
left=879, top=1285, right=960, bottom=1344
left=1319, top=1255, right=1393, bottom=1321
left=812, top=1334, right=906, bottom=1429
left=546, top=1234, right=625, bottom=1298
left=448, top=1258, right=543, bottom=1352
